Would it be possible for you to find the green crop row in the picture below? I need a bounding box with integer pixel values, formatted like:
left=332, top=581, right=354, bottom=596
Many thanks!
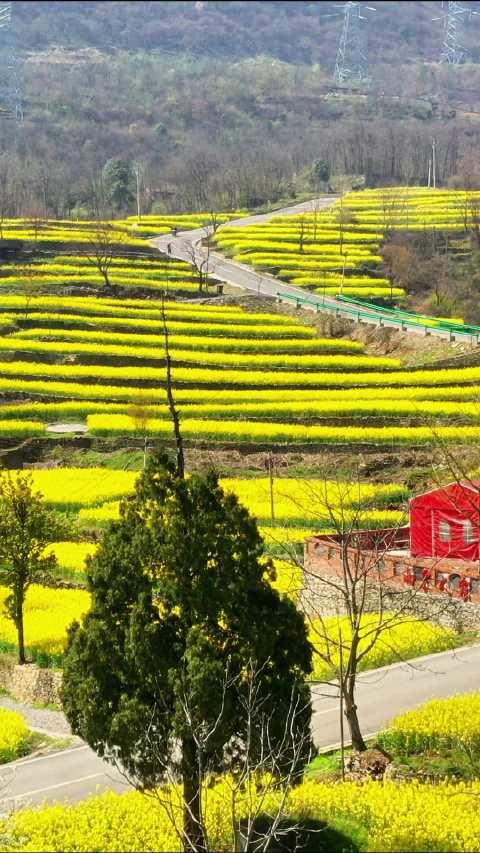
left=0, top=335, right=399, bottom=371
left=1, top=376, right=479, bottom=406
left=87, top=414, right=480, bottom=446
left=5, top=397, right=480, bottom=424
left=14, top=312, right=314, bottom=339
left=14, top=326, right=362, bottom=354
left=2, top=275, right=201, bottom=293
left=0, top=294, right=300, bottom=326
left=3, top=358, right=480, bottom=389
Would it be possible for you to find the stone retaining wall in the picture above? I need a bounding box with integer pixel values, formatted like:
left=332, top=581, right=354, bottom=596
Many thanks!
left=300, top=569, right=480, bottom=633
left=0, top=658, right=62, bottom=706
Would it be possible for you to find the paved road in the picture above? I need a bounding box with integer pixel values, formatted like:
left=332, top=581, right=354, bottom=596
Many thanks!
left=152, top=199, right=479, bottom=344
left=3, top=643, right=480, bottom=811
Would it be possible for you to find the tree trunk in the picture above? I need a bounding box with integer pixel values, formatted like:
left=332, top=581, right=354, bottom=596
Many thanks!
left=182, top=735, right=207, bottom=852
left=16, top=590, right=26, bottom=665
left=343, top=688, right=366, bottom=752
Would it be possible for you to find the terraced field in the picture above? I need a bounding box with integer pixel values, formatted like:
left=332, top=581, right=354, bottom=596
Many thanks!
left=213, top=187, right=480, bottom=301
left=0, top=216, right=227, bottom=295
left=0, top=466, right=410, bottom=664
left=1, top=292, right=480, bottom=446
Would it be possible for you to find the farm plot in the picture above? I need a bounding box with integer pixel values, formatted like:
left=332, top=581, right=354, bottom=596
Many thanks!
left=1, top=293, right=480, bottom=446
left=71, top=473, right=409, bottom=554
left=0, top=212, right=235, bottom=295
left=213, top=187, right=480, bottom=301
left=122, top=210, right=247, bottom=237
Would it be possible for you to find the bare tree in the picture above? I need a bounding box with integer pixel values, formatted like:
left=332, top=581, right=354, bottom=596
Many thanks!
left=20, top=263, right=40, bottom=321
left=115, top=660, right=314, bottom=853
left=184, top=229, right=214, bottom=293
left=298, top=216, right=307, bottom=254
left=309, top=199, right=324, bottom=243
left=85, top=221, right=116, bottom=292
left=270, top=467, right=447, bottom=752
left=160, top=292, right=185, bottom=478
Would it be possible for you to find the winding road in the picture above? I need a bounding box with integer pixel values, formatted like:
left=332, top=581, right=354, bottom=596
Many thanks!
left=2, top=642, right=480, bottom=811
left=152, top=198, right=479, bottom=344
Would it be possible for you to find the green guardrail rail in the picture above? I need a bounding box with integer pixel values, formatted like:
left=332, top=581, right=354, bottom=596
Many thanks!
left=336, top=295, right=467, bottom=332
left=336, top=295, right=480, bottom=338
left=276, top=291, right=480, bottom=342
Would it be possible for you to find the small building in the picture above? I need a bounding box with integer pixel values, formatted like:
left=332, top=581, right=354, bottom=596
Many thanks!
left=410, top=482, right=479, bottom=561
left=304, top=482, right=480, bottom=606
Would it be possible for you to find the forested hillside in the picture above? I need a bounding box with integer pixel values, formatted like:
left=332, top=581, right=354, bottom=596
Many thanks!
left=1, top=1, right=480, bottom=217
left=14, top=1, right=478, bottom=66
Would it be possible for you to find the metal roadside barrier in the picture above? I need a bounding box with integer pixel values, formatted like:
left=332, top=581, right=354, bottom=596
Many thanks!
left=336, top=295, right=478, bottom=334
left=276, top=291, right=480, bottom=344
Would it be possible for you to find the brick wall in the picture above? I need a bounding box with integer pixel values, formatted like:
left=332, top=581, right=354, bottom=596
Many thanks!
left=302, top=536, right=480, bottom=632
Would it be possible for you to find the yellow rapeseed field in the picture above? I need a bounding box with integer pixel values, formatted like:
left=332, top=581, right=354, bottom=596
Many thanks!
left=4, top=775, right=480, bottom=851
left=309, top=613, right=455, bottom=681
left=379, top=693, right=480, bottom=754
left=0, top=708, right=30, bottom=763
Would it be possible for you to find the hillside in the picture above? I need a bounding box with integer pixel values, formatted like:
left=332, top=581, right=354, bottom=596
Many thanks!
left=0, top=1, right=478, bottom=219
left=13, top=1, right=478, bottom=67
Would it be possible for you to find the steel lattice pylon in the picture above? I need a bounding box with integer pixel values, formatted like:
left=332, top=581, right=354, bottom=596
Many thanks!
left=334, top=2, right=373, bottom=85
left=0, top=1, right=22, bottom=120
left=439, top=1, right=473, bottom=64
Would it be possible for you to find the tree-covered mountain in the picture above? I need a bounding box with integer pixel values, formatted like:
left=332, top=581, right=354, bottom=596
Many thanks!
left=14, top=1, right=480, bottom=68
left=0, top=1, right=479, bottom=217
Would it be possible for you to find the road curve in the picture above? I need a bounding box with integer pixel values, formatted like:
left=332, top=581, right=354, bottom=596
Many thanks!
left=151, top=199, right=478, bottom=344
left=3, top=643, right=480, bottom=811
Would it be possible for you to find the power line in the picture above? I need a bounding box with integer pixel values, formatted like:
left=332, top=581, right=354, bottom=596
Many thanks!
left=435, top=1, right=480, bottom=65
left=0, top=1, right=22, bottom=121
left=333, top=2, right=376, bottom=86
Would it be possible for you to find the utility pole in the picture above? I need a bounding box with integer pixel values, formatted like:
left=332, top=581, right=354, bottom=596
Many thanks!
left=432, top=138, right=437, bottom=190
left=266, top=453, right=275, bottom=523
left=340, top=252, right=348, bottom=296
left=134, top=162, right=142, bottom=220
left=339, top=625, right=346, bottom=781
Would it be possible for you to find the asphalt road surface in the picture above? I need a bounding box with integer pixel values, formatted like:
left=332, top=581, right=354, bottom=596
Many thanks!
left=152, top=199, right=479, bottom=343
left=3, top=643, right=480, bottom=811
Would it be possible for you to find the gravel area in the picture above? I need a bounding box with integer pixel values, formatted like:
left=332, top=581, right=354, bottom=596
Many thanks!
left=0, top=695, right=73, bottom=737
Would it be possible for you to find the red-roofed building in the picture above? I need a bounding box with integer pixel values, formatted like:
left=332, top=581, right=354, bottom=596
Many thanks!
left=304, top=482, right=480, bottom=603
left=410, top=482, right=480, bottom=561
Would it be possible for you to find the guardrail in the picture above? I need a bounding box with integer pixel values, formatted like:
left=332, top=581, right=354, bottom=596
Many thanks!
left=336, top=295, right=480, bottom=336
left=276, top=291, right=480, bottom=344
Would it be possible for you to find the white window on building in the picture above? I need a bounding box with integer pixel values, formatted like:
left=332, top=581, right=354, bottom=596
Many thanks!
left=463, top=520, right=475, bottom=544
left=439, top=520, right=451, bottom=542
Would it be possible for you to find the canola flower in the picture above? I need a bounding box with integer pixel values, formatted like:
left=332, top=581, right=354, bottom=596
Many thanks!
left=86, top=414, right=480, bottom=446
left=14, top=326, right=361, bottom=355
left=44, top=541, right=98, bottom=577
left=214, top=187, right=480, bottom=302
left=0, top=708, right=30, bottom=763
left=2, top=335, right=392, bottom=371
left=221, top=478, right=407, bottom=525
left=0, top=584, right=90, bottom=665
left=8, top=468, right=137, bottom=510
left=379, top=693, right=480, bottom=755
left=4, top=773, right=480, bottom=851
left=309, top=613, right=455, bottom=681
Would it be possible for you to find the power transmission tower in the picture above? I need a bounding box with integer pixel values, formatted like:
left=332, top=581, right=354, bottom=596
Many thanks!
left=0, top=2, right=22, bottom=120
left=437, top=1, right=479, bottom=64
left=333, top=2, right=376, bottom=85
